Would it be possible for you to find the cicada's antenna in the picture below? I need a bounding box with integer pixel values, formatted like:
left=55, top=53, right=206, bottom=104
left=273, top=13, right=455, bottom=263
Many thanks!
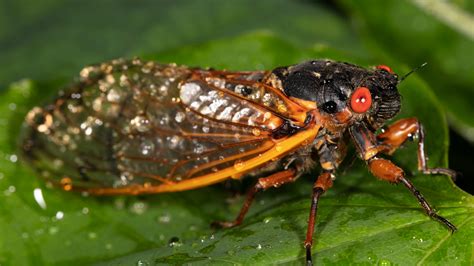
left=398, top=62, right=428, bottom=84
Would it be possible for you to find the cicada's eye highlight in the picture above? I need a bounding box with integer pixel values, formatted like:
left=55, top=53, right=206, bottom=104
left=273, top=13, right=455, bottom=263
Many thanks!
left=376, top=64, right=393, bottom=73
left=350, top=87, right=372, bottom=113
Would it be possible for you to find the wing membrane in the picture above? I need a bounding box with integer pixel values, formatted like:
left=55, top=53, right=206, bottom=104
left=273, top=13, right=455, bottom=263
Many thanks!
left=21, top=59, right=315, bottom=195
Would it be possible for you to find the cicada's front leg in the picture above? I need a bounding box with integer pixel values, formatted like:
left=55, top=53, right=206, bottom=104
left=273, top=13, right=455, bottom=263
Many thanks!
left=377, top=117, right=457, bottom=178
left=349, top=122, right=457, bottom=232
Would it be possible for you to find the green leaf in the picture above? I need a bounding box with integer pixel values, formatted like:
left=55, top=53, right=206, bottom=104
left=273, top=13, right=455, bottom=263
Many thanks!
left=337, top=0, right=474, bottom=142
left=0, top=33, right=472, bottom=266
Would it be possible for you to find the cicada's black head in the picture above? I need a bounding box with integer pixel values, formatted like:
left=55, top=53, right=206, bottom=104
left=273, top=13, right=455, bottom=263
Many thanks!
left=274, top=60, right=401, bottom=130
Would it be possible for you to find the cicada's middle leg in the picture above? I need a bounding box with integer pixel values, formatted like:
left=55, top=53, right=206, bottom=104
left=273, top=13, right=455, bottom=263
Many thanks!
left=304, top=171, right=334, bottom=266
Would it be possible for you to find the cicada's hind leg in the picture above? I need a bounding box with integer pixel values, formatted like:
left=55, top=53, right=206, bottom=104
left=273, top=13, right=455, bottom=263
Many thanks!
left=304, top=171, right=334, bottom=266
left=367, top=158, right=457, bottom=232
left=377, top=117, right=457, bottom=178
left=211, top=168, right=297, bottom=229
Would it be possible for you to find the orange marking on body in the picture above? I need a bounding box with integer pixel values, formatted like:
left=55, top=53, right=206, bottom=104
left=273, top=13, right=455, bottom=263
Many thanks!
left=182, top=132, right=269, bottom=139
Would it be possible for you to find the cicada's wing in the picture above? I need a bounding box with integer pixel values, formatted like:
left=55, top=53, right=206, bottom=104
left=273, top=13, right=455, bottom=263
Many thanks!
left=22, top=59, right=318, bottom=195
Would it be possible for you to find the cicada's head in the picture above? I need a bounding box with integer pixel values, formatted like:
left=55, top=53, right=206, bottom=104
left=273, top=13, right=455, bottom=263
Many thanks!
left=275, top=60, right=401, bottom=131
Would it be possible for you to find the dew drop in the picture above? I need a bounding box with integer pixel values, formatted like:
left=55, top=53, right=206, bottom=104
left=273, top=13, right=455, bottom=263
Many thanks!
left=140, top=140, right=155, bottom=155
left=158, top=213, right=171, bottom=223
left=168, top=136, right=181, bottom=149
left=141, top=65, right=152, bottom=74
left=130, top=201, right=148, bottom=215
left=252, top=128, right=261, bottom=136
left=107, top=89, right=121, bottom=102
left=4, top=185, right=16, bottom=196
left=158, top=85, right=168, bottom=96
left=262, top=93, right=272, bottom=105
left=136, top=260, right=150, bottom=266
left=234, top=160, right=245, bottom=171
left=9, top=154, right=18, bottom=163
left=202, top=126, right=210, bottom=133
left=84, top=127, right=93, bottom=136
left=55, top=211, right=64, bottom=220
left=131, top=115, right=151, bottom=132
left=256, top=244, right=262, bottom=250
left=181, top=83, right=202, bottom=104
left=159, top=114, right=170, bottom=125
left=114, top=173, right=131, bottom=187
left=194, top=144, right=205, bottom=154
left=175, top=111, right=185, bottom=123
left=168, top=236, right=182, bottom=247
left=120, top=74, right=131, bottom=87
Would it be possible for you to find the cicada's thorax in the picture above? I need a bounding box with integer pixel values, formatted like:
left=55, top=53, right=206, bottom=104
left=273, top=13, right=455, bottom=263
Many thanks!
left=265, top=59, right=400, bottom=172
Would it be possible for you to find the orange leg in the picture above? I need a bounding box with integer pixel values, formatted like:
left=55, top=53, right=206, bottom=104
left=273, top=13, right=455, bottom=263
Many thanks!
left=377, top=117, right=456, bottom=178
left=212, top=169, right=296, bottom=228
left=304, top=171, right=334, bottom=265
left=368, top=158, right=456, bottom=232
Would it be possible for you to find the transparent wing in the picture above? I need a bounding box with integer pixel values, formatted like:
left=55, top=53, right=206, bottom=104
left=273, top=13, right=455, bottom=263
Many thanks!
left=21, top=59, right=315, bottom=195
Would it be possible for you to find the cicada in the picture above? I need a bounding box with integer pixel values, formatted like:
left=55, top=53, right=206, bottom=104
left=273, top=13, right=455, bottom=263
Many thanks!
left=21, top=58, right=457, bottom=264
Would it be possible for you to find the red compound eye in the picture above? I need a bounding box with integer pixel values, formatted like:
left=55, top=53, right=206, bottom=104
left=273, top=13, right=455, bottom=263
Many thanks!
left=350, top=87, right=372, bottom=113
left=376, top=64, right=393, bottom=73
